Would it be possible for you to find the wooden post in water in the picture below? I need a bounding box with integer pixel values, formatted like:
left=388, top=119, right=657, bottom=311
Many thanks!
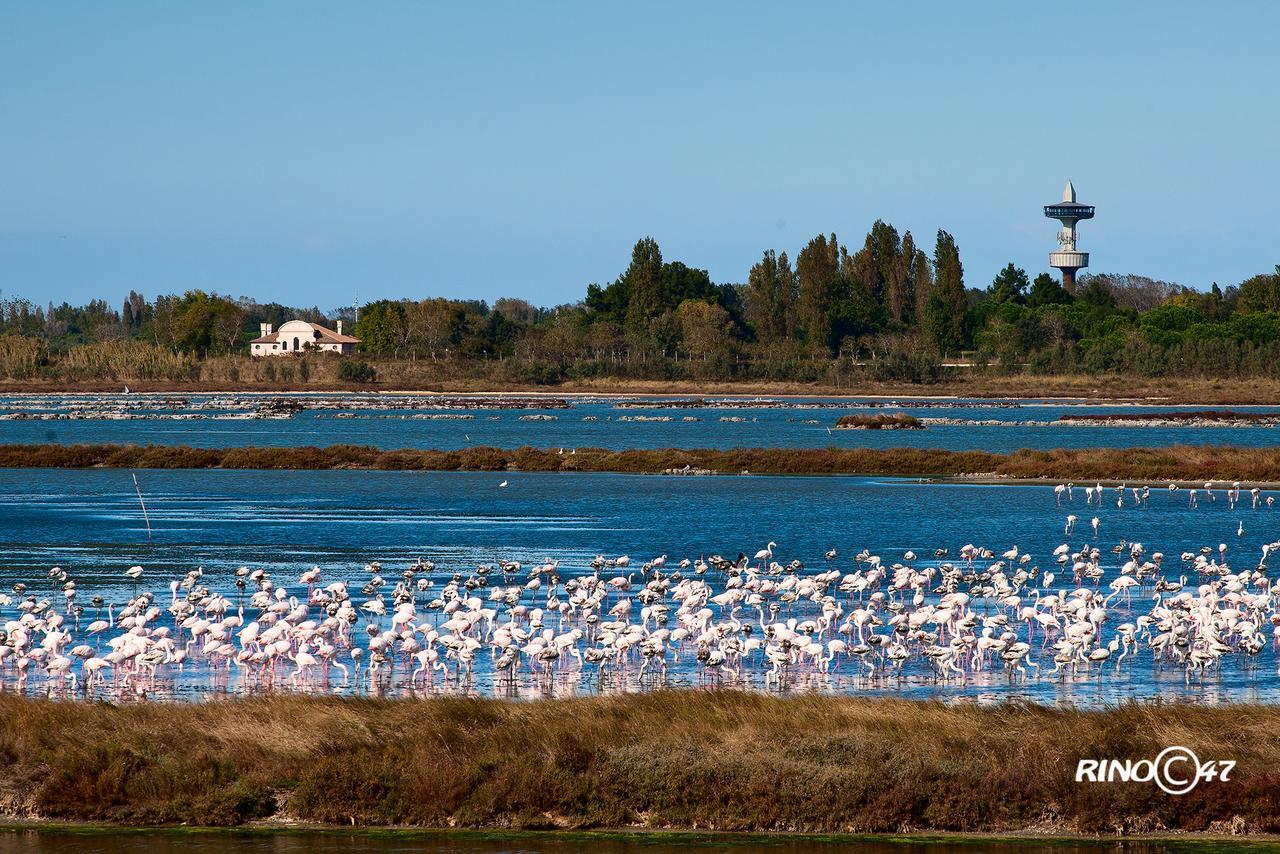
left=132, top=473, right=153, bottom=541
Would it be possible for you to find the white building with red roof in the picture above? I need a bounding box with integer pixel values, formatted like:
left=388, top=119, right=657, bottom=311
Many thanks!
left=250, top=319, right=359, bottom=356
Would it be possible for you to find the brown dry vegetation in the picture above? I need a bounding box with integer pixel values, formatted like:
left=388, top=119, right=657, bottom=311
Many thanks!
left=834, top=413, right=924, bottom=429
left=8, top=443, right=1280, bottom=483
left=0, top=692, right=1274, bottom=833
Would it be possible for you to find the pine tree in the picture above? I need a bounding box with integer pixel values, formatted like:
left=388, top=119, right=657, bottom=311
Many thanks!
left=989, top=263, right=1030, bottom=304
left=1027, top=272, right=1072, bottom=308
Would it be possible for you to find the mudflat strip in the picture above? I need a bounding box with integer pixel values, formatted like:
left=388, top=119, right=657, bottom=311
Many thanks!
left=5, top=442, right=1280, bottom=483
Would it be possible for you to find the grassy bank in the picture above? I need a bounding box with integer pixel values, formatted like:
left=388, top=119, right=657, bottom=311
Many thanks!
left=14, top=372, right=1280, bottom=404
left=9, top=442, right=1280, bottom=482
left=0, top=692, right=1274, bottom=834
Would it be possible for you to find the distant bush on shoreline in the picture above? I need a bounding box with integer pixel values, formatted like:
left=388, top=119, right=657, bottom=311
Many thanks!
left=337, top=359, right=377, bottom=383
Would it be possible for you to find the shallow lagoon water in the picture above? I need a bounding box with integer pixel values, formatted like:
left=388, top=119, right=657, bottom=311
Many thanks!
left=2, top=468, right=1277, bottom=704
left=0, top=829, right=1261, bottom=854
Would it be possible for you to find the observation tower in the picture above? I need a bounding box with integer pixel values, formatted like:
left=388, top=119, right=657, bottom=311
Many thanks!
left=1044, top=180, right=1094, bottom=287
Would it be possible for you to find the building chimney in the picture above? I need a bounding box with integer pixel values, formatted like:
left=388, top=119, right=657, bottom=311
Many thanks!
left=336, top=320, right=343, bottom=336
left=260, top=322, right=272, bottom=337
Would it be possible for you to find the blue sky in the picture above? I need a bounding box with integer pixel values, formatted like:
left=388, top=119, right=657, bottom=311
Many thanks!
left=2, top=2, right=1277, bottom=311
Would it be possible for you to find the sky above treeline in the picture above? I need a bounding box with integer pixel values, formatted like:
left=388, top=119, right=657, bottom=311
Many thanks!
left=2, top=2, right=1277, bottom=311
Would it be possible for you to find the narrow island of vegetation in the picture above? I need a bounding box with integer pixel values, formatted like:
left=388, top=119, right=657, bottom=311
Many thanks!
left=833, top=413, right=924, bottom=429
left=11, top=442, right=1280, bottom=483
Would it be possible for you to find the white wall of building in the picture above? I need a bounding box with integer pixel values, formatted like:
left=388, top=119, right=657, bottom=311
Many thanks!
left=251, top=320, right=355, bottom=356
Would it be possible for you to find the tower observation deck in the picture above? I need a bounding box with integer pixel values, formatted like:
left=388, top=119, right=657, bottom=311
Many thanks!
left=1044, top=180, right=1094, bottom=287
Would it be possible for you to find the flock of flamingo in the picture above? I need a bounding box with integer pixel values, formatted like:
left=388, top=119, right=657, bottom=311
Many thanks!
left=3, top=478, right=1280, bottom=701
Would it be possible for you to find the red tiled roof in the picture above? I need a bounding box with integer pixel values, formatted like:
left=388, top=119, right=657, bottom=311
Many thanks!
left=251, top=322, right=358, bottom=344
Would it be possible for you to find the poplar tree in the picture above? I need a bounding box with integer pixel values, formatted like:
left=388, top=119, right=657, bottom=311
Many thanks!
left=923, top=230, right=966, bottom=353
left=795, top=233, right=842, bottom=353
left=899, top=231, right=926, bottom=326
left=623, top=237, right=665, bottom=334
left=870, top=220, right=904, bottom=322
left=745, top=249, right=796, bottom=342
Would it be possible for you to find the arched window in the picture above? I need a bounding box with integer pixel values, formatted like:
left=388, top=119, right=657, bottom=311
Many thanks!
left=293, top=337, right=301, bottom=350
left=280, top=340, right=287, bottom=351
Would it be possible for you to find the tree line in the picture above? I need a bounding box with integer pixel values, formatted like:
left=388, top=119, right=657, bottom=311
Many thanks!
left=2, top=223, right=1279, bottom=383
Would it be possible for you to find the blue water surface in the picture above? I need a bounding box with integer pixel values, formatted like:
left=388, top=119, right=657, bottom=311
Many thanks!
left=2, top=393, right=1280, bottom=451
left=2, top=467, right=1276, bottom=705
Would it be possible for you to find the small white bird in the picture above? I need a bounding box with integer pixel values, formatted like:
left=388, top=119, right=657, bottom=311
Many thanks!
left=498, top=480, right=508, bottom=488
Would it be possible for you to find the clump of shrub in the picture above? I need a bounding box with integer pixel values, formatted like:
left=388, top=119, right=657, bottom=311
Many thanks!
left=834, top=412, right=924, bottom=430
left=338, top=359, right=377, bottom=383
left=868, top=348, right=943, bottom=383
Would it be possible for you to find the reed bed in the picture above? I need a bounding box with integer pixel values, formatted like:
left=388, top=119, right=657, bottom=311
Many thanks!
left=0, top=337, right=42, bottom=380
left=8, top=443, right=1280, bottom=483
left=0, top=692, right=1271, bottom=833
left=57, top=341, right=199, bottom=382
